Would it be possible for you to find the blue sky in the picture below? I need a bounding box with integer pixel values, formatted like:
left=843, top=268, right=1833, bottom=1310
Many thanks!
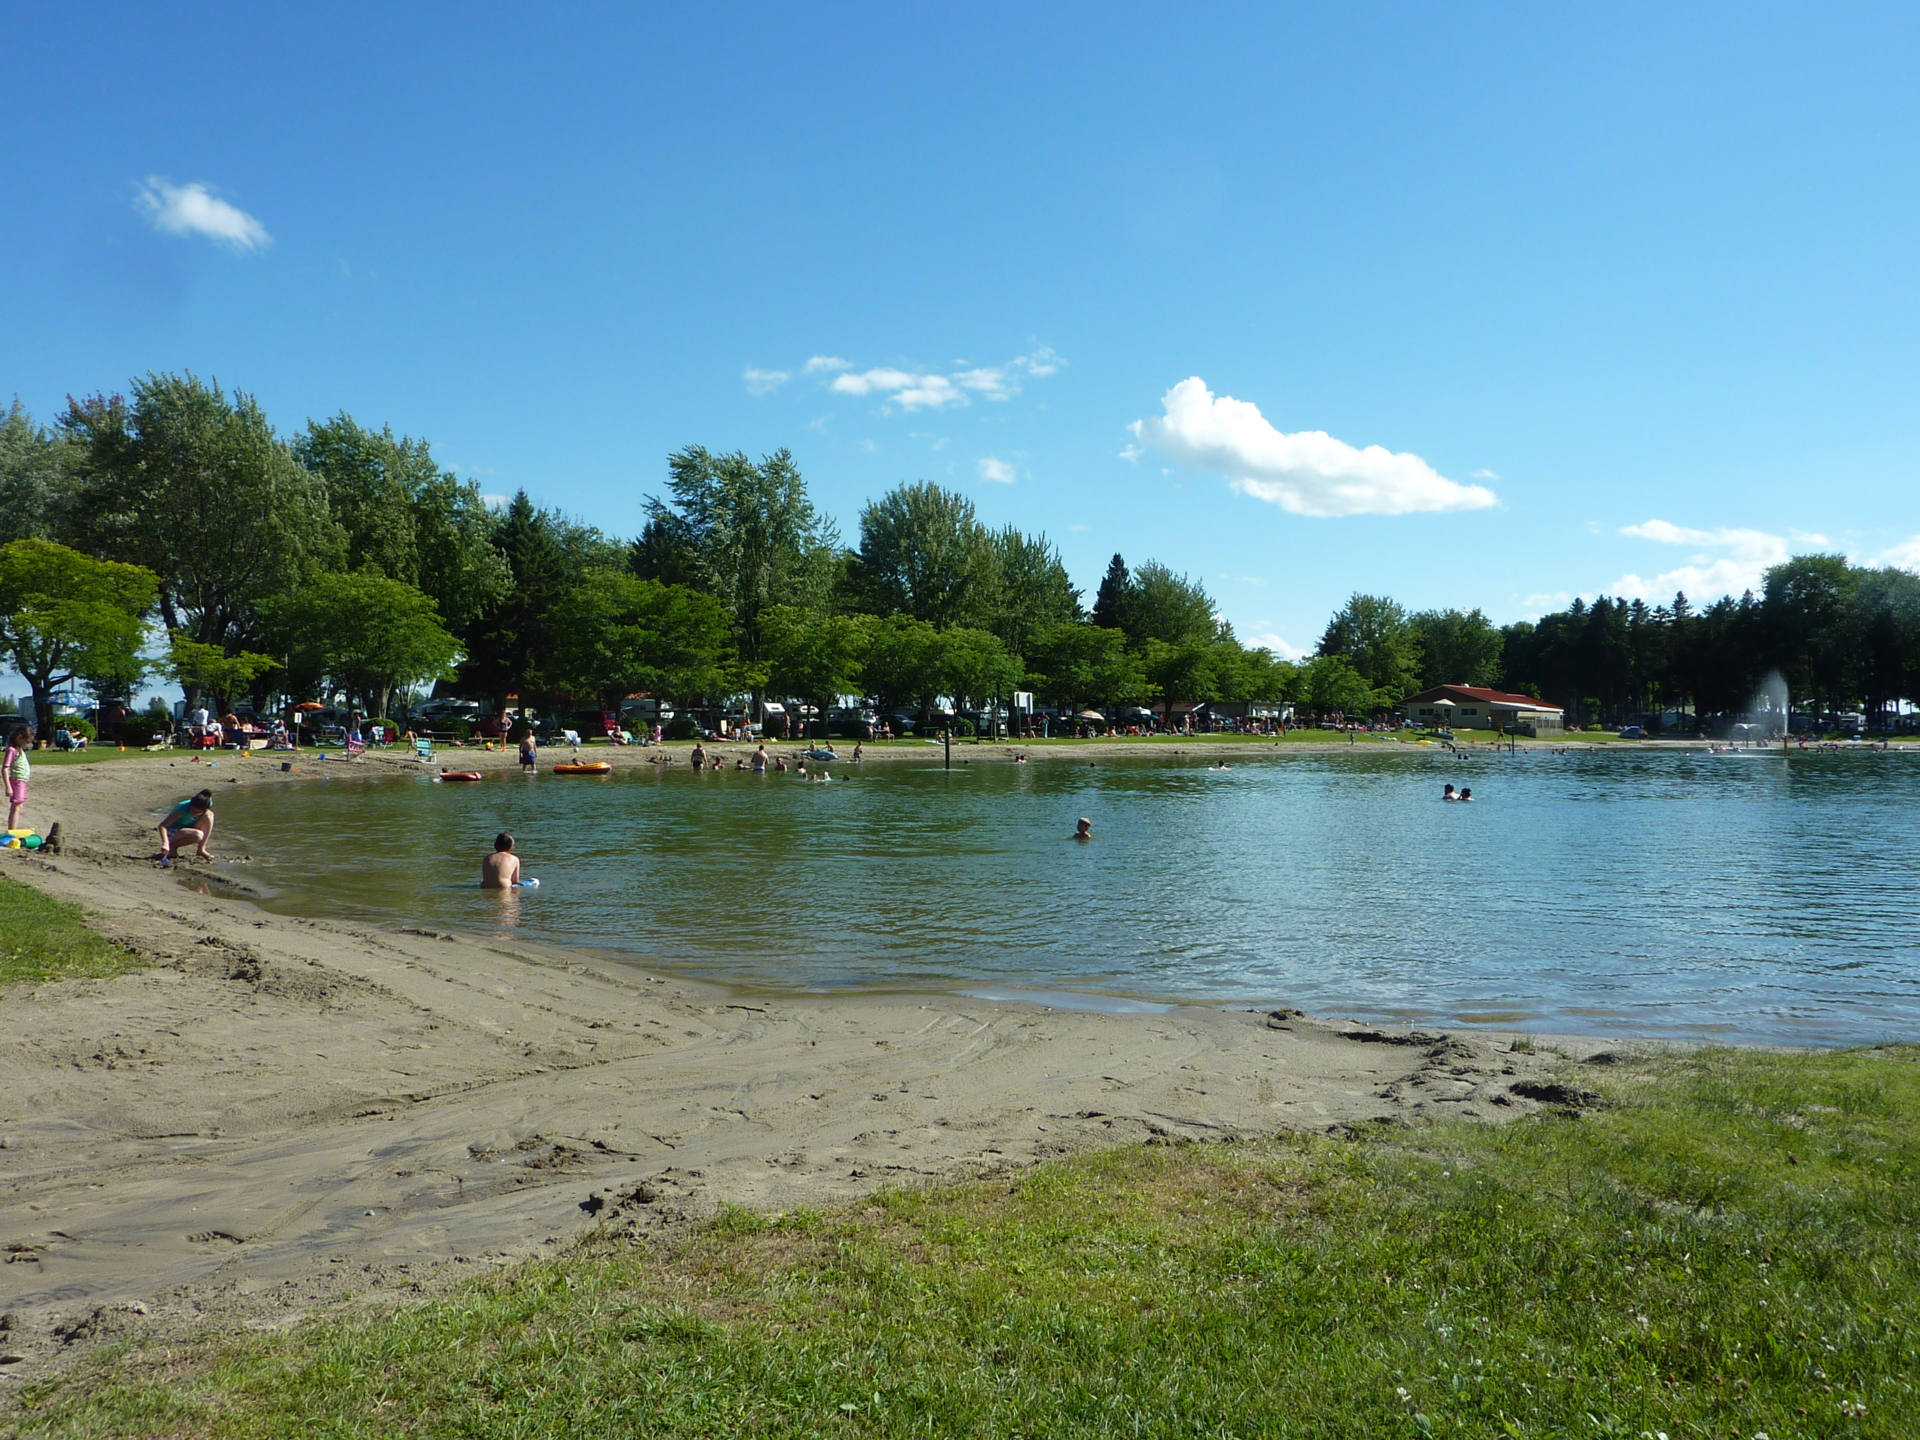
left=5, top=3, right=1920, bottom=662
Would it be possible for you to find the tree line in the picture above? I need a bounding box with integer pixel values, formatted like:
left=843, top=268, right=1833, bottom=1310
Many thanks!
left=10, top=375, right=1914, bottom=741
left=1311, top=556, right=1920, bottom=730
left=0, top=376, right=1306, bottom=738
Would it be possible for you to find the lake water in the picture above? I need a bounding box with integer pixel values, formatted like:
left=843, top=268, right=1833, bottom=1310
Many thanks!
left=214, top=748, right=1920, bottom=1045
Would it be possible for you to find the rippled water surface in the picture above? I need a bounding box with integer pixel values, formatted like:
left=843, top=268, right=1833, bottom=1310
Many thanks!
left=217, top=749, right=1920, bottom=1043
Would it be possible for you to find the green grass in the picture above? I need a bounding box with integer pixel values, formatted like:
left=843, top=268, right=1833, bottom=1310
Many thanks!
left=12, top=1045, right=1919, bottom=1437
left=0, top=874, right=143, bottom=986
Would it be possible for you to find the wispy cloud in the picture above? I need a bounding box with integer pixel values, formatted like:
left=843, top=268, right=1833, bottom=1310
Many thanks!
left=1130, top=378, right=1496, bottom=518
left=757, top=348, right=1065, bottom=413
left=977, top=456, right=1016, bottom=484
left=1611, top=520, right=1813, bottom=602
left=481, top=493, right=509, bottom=509
left=1472, top=468, right=1500, bottom=480
left=133, top=178, right=270, bottom=250
left=1871, top=534, right=1920, bottom=571
left=1246, top=630, right=1309, bottom=661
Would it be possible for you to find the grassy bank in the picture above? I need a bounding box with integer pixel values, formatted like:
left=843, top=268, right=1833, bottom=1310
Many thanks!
left=12, top=1045, right=1918, bottom=1437
left=0, top=874, right=142, bottom=987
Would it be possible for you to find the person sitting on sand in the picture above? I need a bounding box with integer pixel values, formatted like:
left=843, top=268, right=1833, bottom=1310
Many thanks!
left=1442, top=784, right=1457, bottom=800
left=1073, top=816, right=1093, bottom=841
left=158, top=790, right=215, bottom=864
left=482, top=832, right=521, bottom=889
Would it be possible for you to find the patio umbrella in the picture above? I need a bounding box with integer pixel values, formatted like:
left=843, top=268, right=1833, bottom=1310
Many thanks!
left=294, top=701, right=325, bottom=711
left=1076, top=710, right=1107, bottom=721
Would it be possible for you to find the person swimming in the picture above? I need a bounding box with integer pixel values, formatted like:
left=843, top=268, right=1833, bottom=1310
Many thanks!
left=1442, top=784, right=1457, bottom=801
left=1073, top=816, right=1093, bottom=841
left=481, top=831, right=538, bottom=889
left=1458, top=787, right=1473, bottom=802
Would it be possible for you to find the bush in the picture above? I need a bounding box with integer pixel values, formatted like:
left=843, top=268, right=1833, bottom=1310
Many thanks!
left=442, top=718, right=473, bottom=741
left=664, top=714, right=700, bottom=741
left=55, top=716, right=97, bottom=741
left=362, top=717, right=398, bottom=738
left=117, top=714, right=169, bottom=746
left=952, top=717, right=976, bottom=738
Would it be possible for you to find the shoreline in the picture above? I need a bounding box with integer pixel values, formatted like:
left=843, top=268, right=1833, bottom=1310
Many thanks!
left=0, top=749, right=1696, bottom=1380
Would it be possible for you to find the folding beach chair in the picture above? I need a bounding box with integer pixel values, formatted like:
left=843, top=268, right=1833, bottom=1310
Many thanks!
left=413, top=735, right=434, bottom=762
left=345, top=734, right=367, bottom=761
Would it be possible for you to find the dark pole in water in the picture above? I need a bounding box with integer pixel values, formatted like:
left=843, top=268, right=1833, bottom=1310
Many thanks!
left=944, top=725, right=951, bottom=769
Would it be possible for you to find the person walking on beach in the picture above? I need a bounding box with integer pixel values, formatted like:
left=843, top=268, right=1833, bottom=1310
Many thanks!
left=481, top=832, right=521, bottom=889
left=5, top=725, right=31, bottom=831
left=158, top=790, right=215, bottom=864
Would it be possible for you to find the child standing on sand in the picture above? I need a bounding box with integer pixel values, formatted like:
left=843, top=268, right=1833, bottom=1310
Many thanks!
left=5, top=725, right=31, bottom=831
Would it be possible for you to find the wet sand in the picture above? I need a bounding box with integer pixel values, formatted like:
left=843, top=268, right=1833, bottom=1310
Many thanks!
left=0, top=745, right=1633, bottom=1382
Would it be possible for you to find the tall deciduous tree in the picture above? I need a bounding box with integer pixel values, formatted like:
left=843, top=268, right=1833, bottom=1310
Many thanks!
left=1409, top=608, right=1504, bottom=689
left=61, top=374, right=343, bottom=652
left=982, top=526, right=1082, bottom=657
left=0, top=540, right=158, bottom=735
left=1317, top=594, right=1419, bottom=700
left=165, top=636, right=279, bottom=714
left=855, top=482, right=995, bottom=629
left=1122, top=562, right=1219, bottom=648
left=0, top=400, right=80, bottom=546
left=638, top=447, right=837, bottom=668
left=296, top=414, right=509, bottom=630
left=1025, top=624, right=1145, bottom=713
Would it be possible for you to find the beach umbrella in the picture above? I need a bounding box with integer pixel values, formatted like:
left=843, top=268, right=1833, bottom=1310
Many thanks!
left=294, top=701, right=325, bottom=711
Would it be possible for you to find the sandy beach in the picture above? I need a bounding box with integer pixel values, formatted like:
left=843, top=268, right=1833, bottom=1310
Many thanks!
left=1, top=744, right=1626, bottom=1378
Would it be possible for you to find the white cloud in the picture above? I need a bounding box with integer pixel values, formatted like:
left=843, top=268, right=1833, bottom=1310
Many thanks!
left=1129, top=378, right=1496, bottom=518
left=1473, top=468, right=1500, bottom=480
left=743, top=367, right=790, bottom=397
left=1068, top=523, right=1089, bottom=532
left=977, top=456, right=1016, bottom=484
left=1878, top=534, right=1920, bottom=570
left=481, top=493, right=509, bottom=509
left=1519, top=591, right=1572, bottom=614
left=133, top=177, right=270, bottom=250
left=1246, top=631, right=1310, bottom=661
left=1611, top=520, right=1797, bottom=601
left=799, top=349, right=1062, bottom=413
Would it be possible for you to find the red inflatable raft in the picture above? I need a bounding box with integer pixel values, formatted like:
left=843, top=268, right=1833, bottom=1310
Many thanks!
left=438, top=770, right=484, bottom=782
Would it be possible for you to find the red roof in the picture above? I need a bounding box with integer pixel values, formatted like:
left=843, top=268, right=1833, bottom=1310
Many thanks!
left=1403, top=684, right=1559, bottom=710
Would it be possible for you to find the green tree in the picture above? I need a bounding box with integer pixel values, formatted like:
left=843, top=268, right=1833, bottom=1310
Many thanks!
left=1299, top=654, right=1377, bottom=718
left=860, top=615, right=948, bottom=715
left=1123, top=562, right=1219, bottom=648
left=0, top=400, right=80, bottom=545
left=550, top=569, right=737, bottom=713
left=855, top=482, right=995, bottom=629
left=61, top=374, right=344, bottom=653
left=461, top=493, right=619, bottom=715
left=938, top=626, right=1024, bottom=721
left=166, top=635, right=279, bottom=714
left=638, top=447, right=838, bottom=668
left=1090, top=555, right=1130, bottom=631
left=0, top=540, right=159, bottom=735
left=1410, top=608, right=1503, bottom=689
left=1317, top=594, right=1419, bottom=700
left=266, top=573, right=461, bottom=719
left=981, top=526, right=1082, bottom=657
left=762, top=606, right=869, bottom=740
left=296, top=414, right=510, bottom=630
left=1025, top=624, right=1146, bottom=713
left=1763, top=554, right=1858, bottom=719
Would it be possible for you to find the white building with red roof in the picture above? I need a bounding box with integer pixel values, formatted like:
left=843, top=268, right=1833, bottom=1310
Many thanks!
left=1400, top=684, right=1565, bottom=736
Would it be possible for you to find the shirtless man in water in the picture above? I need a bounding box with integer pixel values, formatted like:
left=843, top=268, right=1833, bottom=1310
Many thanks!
left=481, top=832, right=521, bottom=889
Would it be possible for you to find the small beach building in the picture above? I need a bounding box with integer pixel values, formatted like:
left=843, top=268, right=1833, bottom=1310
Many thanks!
left=1400, top=685, right=1565, bottom=736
